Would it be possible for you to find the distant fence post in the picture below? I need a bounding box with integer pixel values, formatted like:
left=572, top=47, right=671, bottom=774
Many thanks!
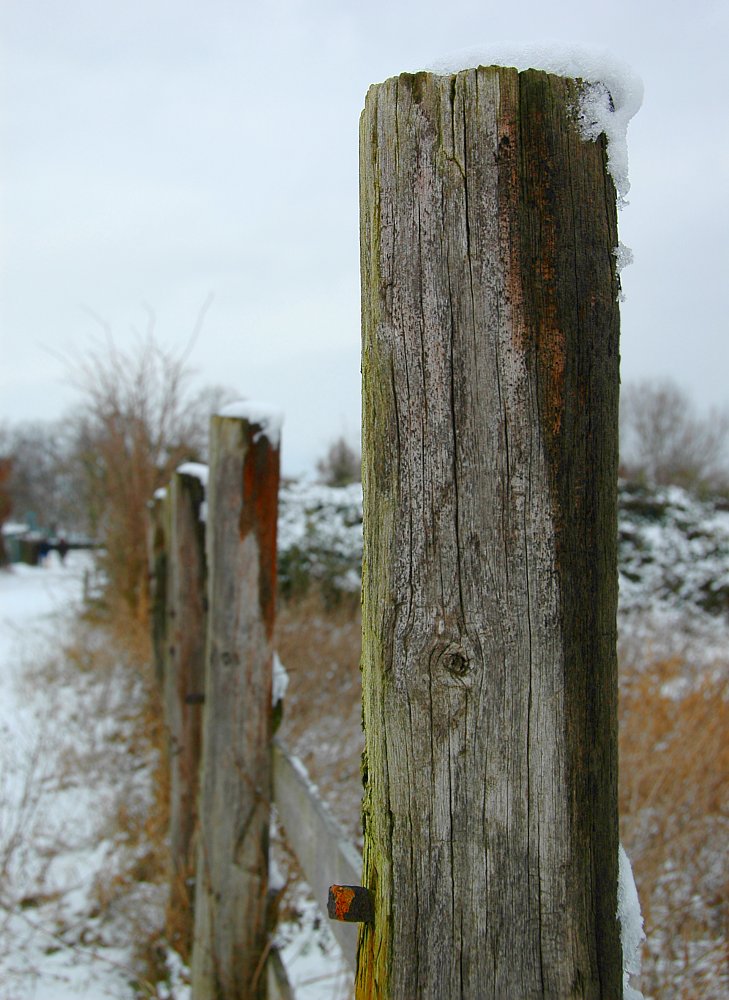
left=148, top=488, right=170, bottom=688
left=191, top=406, right=282, bottom=1000
left=165, top=463, right=208, bottom=956
left=358, top=68, right=622, bottom=996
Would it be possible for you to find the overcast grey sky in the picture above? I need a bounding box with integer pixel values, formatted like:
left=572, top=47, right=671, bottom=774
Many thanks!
left=1, top=0, right=727, bottom=475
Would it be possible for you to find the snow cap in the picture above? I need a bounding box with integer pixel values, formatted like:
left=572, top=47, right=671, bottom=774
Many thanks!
left=176, top=461, right=209, bottom=486
left=423, top=43, right=643, bottom=203
left=217, top=399, right=284, bottom=448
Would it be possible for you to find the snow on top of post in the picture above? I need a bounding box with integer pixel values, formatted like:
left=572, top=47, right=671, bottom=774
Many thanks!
left=176, top=462, right=209, bottom=522
left=618, top=842, right=646, bottom=999
left=176, top=461, right=209, bottom=486
left=217, top=400, right=284, bottom=448
left=423, top=43, right=642, bottom=203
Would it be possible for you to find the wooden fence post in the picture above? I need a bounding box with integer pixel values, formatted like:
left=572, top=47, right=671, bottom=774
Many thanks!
left=191, top=405, right=281, bottom=1000
left=149, top=488, right=170, bottom=688
left=166, top=463, right=208, bottom=956
left=358, top=67, right=622, bottom=997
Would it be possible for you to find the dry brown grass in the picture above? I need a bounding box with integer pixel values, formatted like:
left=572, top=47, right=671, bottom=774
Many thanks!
left=80, top=599, right=175, bottom=989
left=620, top=653, right=729, bottom=998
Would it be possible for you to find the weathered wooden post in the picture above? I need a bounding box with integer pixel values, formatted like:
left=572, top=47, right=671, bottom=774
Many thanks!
left=191, top=405, right=281, bottom=1000
left=149, top=488, right=170, bottom=688
left=165, top=462, right=208, bottom=956
left=358, top=66, right=622, bottom=996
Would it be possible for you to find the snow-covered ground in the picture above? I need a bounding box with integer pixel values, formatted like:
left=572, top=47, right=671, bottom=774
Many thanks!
left=3, top=477, right=727, bottom=997
left=0, top=552, right=143, bottom=999
left=0, top=552, right=351, bottom=999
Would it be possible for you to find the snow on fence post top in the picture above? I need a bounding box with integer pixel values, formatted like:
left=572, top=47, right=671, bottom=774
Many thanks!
left=423, top=43, right=643, bottom=204
left=358, top=64, right=624, bottom=998
left=217, top=399, right=284, bottom=449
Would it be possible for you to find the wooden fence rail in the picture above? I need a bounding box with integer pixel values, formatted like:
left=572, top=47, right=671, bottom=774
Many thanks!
left=272, top=738, right=362, bottom=970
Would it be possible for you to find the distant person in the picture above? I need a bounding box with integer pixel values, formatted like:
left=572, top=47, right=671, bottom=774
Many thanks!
left=37, top=539, right=50, bottom=566
left=57, top=537, right=69, bottom=565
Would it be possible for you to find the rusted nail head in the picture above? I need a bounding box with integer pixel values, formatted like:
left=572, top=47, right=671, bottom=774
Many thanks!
left=327, top=884, right=373, bottom=924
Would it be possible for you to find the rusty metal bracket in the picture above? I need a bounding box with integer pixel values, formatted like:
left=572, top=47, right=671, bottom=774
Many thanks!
left=327, top=884, right=374, bottom=924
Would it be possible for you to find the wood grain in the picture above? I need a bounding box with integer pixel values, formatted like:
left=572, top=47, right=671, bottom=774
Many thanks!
left=166, top=467, right=207, bottom=952
left=191, top=414, right=280, bottom=999
left=358, top=66, right=621, bottom=998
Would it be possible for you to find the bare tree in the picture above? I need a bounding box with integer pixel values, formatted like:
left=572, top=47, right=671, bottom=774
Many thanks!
left=620, top=378, right=729, bottom=493
left=69, top=327, right=229, bottom=618
left=0, top=421, right=81, bottom=534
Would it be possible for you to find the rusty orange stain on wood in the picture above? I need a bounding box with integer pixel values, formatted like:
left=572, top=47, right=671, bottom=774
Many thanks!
left=527, top=205, right=567, bottom=442
left=240, top=429, right=280, bottom=641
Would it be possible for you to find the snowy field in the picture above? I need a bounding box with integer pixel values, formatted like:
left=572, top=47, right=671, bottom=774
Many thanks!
left=0, top=553, right=351, bottom=999
left=3, top=476, right=728, bottom=997
left=0, top=552, right=142, bottom=999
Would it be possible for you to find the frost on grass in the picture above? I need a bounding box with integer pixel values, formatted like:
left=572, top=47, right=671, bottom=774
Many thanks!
left=424, top=42, right=642, bottom=205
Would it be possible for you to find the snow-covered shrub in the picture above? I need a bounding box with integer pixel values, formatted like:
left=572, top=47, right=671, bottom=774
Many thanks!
left=278, top=481, right=362, bottom=602
left=278, top=477, right=729, bottom=629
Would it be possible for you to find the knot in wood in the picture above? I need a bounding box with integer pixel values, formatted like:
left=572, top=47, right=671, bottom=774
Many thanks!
left=444, top=650, right=469, bottom=677
left=431, top=637, right=476, bottom=686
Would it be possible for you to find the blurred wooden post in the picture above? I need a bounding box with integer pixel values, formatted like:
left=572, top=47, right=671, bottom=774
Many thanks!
left=0, top=458, right=11, bottom=567
left=358, top=67, right=622, bottom=997
left=166, top=463, right=208, bottom=957
left=191, top=407, right=281, bottom=1000
left=148, top=488, right=170, bottom=688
